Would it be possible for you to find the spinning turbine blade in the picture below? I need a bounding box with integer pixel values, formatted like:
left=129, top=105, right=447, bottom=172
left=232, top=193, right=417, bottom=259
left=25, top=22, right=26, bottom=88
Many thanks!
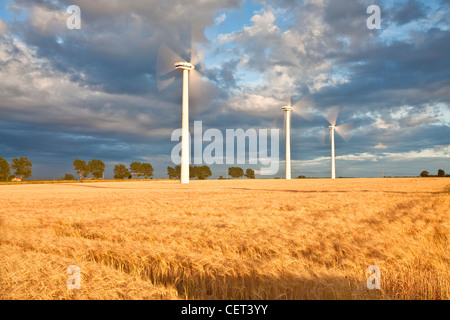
left=190, top=23, right=203, bottom=66
left=189, top=68, right=220, bottom=115
left=317, top=130, right=328, bottom=146
left=156, top=44, right=184, bottom=92
left=335, top=122, right=354, bottom=142
left=292, top=94, right=314, bottom=121
left=325, top=106, right=340, bottom=126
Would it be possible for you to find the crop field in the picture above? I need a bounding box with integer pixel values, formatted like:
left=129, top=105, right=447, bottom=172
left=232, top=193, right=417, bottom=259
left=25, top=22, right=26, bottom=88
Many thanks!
left=0, top=178, right=449, bottom=300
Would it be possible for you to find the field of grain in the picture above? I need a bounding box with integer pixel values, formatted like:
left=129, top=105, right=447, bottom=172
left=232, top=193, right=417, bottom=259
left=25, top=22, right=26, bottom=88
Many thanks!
left=0, top=178, right=448, bottom=300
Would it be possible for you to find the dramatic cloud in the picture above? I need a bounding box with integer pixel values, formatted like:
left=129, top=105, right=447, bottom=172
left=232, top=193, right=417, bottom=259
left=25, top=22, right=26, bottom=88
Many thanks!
left=0, top=0, right=448, bottom=179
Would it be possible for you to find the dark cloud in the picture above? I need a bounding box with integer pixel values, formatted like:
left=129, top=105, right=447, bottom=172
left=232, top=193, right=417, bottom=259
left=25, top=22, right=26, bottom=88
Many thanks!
left=0, top=0, right=449, bottom=178
left=390, top=0, right=429, bottom=25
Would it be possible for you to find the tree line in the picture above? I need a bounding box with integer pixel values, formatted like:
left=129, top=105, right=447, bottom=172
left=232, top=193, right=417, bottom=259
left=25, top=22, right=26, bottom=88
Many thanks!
left=420, top=169, right=449, bottom=177
left=71, top=159, right=154, bottom=180
left=166, top=166, right=256, bottom=180
left=1, top=156, right=257, bottom=181
left=3, top=156, right=448, bottom=181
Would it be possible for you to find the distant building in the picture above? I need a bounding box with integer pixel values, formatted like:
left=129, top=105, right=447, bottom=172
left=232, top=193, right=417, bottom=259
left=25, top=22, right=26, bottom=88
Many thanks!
left=11, top=177, right=22, bottom=182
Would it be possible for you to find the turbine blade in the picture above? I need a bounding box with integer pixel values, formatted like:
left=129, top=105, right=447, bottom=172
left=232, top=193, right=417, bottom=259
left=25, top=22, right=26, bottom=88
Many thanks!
left=156, top=44, right=184, bottom=92
left=325, top=106, right=339, bottom=126
left=282, top=95, right=291, bottom=108
left=190, top=21, right=204, bottom=66
left=189, top=69, right=220, bottom=115
left=335, top=122, right=354, bottom=142
left=316, top=130, right=328, bottom=146
left=292, top=94, right=314, bottom=121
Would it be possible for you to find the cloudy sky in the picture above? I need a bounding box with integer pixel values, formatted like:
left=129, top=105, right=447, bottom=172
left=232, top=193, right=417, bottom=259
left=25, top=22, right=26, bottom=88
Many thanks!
left=0, top=0, right=449, bottom=179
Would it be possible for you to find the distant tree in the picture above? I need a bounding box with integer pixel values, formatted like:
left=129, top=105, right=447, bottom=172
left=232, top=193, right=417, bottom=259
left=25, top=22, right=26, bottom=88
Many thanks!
left=141, top=163, right=154, bottom=179
left=192, top=166, right=212, bottom=180
left=228, top=167, right=244, bottom=179
left=167, top=166, right=181, bottom=179
left=11, top=157, right=32, bottom=180
left=420, top=171, right=429, bottom=177
left=219, top=176, right=223, bottom=180
left=114, top=164, right=130, bottom=179
left=438, top=169, right=445, bottom=177
left=0, top=157, right=10, bottom=182
left=130, top=161, right=143, bottom=179
left=72, top=159, right=90, bottom=180
left=190, top=166, right=203, bottom=179
left=245, top=168, right=255, bottom=179
left=88, top=159, right=105, bottom=179
left=62, top=173, right=75, bottom=181
left=188, top=166, right=194, bottom=179
left=298, top=175, right=306, bottom=179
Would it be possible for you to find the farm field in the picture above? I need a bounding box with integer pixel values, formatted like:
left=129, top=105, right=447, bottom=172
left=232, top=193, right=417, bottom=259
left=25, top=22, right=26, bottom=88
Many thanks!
left=0, top=178, right=448, bottom=300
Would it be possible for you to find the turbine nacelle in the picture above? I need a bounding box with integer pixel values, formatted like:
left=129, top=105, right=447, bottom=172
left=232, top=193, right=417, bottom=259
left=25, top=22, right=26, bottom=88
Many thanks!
left=328, top=125, right=335, bottom=130
left=175, top=62, right=195, bottom=70
left=281, top=105, right=292, bottom=112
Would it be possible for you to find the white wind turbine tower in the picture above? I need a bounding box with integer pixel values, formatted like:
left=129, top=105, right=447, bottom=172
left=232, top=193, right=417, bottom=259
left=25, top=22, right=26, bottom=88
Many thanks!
left=281, top=95, right=313, bottom=180
left=156, top=28, right=218, bottom=184
left=323, top=106, right=353, bottom=179
left=281, top=105, right=292, bottom=179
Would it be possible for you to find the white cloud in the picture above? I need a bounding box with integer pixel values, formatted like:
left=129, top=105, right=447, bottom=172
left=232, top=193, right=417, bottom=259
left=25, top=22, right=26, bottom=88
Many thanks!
left=385, top=145, right=450, bottom=161
left=29, top=6, right=67, bottom=35
left=372, top=143, right=388, bottom=149
left=215, top=13, right=227, bottom=26
left=0, top=18, right=8, bottom=36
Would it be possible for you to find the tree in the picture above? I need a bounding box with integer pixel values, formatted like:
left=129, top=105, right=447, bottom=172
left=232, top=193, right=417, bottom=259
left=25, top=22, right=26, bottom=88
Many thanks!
left=11, top=157, right=32, bottom=180
left=189, top=166, right=196, bottom=179
left=228, top=167, right=244, bottom=179
left=298, top=175, right=306, bottom=179
left=62, top=173, right=75, bottom=181
left=167, top=166, right=181, bottom=179
left=245, top=168, right=255, bottom=179
left=438, top=169, right=445, bottom=177
left=420, top=170, right=429, bottom=177
left=114, top=164, right=130, bottom=179
left=130, top=161, right=143, bottom=179
left=201, top=166, right=212, bottom=180
left=72, top=159, right=90, bottom=180
left=88, top=159, right=105, bottom=179
left=0, top=157, right=10, bottom=182
left=141, top=163, right=154, bottom=179
left=192, top=166, right=212, bottom=180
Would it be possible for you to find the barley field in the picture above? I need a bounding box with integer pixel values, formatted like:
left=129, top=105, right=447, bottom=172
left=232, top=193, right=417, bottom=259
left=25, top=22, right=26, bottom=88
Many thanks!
left=0, top=178, right=448, bottom=300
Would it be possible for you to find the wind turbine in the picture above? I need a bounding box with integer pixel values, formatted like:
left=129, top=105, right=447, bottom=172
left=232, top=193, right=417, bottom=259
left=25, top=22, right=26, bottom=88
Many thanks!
left=323, top=106, right=353, bottom=179
left=156, top=31, right=218, bottom=184
left=281, top=94, right=313, bottom=180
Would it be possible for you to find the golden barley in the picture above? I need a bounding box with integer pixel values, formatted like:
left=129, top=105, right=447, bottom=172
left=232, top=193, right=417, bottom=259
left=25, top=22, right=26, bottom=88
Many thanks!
left=0, top=178, right=448, bottom=299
